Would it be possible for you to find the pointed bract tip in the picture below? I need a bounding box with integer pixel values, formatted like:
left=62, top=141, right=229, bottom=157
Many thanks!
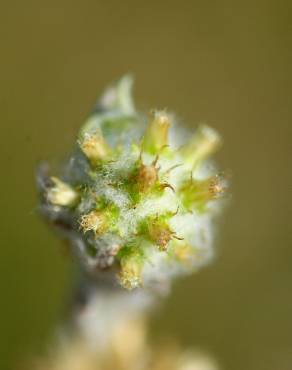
left=98, top=74, right=135, bottom=115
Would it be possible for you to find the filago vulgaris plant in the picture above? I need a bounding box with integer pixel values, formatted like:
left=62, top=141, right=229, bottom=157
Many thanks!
left=35, top=76, right=228, bottom=370
left=38, top=76, right=227, bottom=292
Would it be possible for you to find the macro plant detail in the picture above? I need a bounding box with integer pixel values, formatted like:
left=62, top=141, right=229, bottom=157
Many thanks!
left=37, top=76, right=227, bottom=292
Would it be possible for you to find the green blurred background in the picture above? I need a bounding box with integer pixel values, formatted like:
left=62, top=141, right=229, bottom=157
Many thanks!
left=0, top=1, right=291, bottom=369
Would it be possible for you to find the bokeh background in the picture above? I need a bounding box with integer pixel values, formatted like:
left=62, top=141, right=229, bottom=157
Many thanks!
left=0, top=1, right=291, bottom=369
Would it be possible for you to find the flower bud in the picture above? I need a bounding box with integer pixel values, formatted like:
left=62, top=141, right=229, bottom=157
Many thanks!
left=79, top=131, right=111, bottom=164
left=180, top=125, right=221, bottom=168
left=119, top=255, right=142, bottom=290
left=142, top=111, right=170, bottom=153
left=46, top=177, right=79, bottom=207
left=79, top=210, right=108, bottom=235
left=180, top=174, right=227, bottom=210
left=148, top=219, right=179, bottom=251
left=137, top=162, right=159, bottom=193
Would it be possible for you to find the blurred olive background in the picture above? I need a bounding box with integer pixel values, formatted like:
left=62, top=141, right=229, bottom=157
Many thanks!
left=0, top=1, right=291, bottom=369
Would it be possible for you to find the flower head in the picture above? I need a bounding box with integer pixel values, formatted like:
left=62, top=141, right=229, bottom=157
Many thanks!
left=38, top=76, right=228, bottom=291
